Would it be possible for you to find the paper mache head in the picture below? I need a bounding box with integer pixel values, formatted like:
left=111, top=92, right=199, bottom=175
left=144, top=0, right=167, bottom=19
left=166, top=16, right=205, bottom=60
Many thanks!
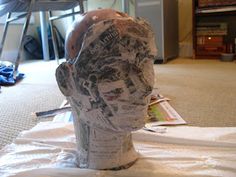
left=56, top=9, right=157, bottom=169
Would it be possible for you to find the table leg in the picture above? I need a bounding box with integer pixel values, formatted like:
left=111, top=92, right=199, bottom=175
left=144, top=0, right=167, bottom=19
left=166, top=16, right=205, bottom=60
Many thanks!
left=39, top=11, right=50, bottom=61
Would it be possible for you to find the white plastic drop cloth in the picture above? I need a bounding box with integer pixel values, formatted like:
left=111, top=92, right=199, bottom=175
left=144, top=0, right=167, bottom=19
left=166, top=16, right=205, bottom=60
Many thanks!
left=0, top=121, right=236, bottom=177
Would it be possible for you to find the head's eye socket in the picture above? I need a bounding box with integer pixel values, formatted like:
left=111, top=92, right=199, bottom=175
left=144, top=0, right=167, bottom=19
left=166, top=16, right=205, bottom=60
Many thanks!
left=89, top=75, right=97, bottom=83
left=129, top=62, right=154, bottom=96
left=98, top=80, right=130, bottom=107
left=98, top=67, right=121, bottom=82
left=98, top=63, right=131, bottom=82
left=102, top=88, right=124, bottom=101
left=131, top=63, right=145, bottom=74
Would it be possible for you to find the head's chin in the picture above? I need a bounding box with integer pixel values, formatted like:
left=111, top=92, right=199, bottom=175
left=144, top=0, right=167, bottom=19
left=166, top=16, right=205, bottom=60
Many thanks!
left=118, top=123, right=145, bottom=132
left=112, top=115, right=145, bottom=132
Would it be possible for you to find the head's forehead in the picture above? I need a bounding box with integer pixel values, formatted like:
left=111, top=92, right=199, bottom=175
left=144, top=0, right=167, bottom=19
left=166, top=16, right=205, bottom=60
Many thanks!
left=71, top=17, right=155, bottom=80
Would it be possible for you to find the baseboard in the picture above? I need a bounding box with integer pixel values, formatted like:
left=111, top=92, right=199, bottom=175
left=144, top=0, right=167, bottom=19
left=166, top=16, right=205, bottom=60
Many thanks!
left=179, top=42, right=193, bottom=58
left=1, top=50, right=27, bottom=63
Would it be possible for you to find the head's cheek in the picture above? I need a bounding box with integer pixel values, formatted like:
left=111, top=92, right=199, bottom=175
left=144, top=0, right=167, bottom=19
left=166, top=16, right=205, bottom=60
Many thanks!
left=124, top=61, right=154, bottom=99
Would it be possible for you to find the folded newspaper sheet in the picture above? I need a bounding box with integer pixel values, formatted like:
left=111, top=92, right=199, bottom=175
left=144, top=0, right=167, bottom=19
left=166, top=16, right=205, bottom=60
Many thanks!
left=146, top=94, right=186, bottom=126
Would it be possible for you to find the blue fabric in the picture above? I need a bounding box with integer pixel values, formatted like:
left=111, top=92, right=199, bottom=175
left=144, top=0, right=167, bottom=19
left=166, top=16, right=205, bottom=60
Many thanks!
left=0, top=65, right=24, bottom=85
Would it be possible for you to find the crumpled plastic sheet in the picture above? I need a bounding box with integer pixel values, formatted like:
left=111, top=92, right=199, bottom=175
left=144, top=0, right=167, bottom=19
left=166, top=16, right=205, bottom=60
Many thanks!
left=0, top=121, right=236, bottom=177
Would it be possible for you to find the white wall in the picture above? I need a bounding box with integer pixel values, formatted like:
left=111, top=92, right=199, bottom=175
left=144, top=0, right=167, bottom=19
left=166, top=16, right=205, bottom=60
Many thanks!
left=86, top=0, right=193, bottom=58
left=50, top=0, right=122, bottom=38
left=0, top=13, right=39, bottom=62
left=178, top=0, right=193, bottom=57
left=51, top=10, right=74, bottom=39
left=54, top=0, right=118, bottom=37
left=0, top=0, right=193, bottom=62
left=87, top=0, right=122, bottom=11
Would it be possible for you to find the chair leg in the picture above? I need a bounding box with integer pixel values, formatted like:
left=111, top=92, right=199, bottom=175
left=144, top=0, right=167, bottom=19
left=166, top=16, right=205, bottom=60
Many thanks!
left=14, top=0, right=35, bottom=77
left=48, top=11, right=60, bottom=64
left=39, top=12, right=50, bottom=61
left=0, top=13, right=12, bottom=59
left=72, top=8, right=75, bottom=21
left=14, top=12, right=32, bottom=76
left=79, top=0, right=85, bottom=14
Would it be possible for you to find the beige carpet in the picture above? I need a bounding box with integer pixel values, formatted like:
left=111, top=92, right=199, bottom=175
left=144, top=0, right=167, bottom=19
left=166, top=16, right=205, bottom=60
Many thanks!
left=154, top=58, right=236, bottom=127
left=0, top=58, right=236, bottom=149
left=0, top=60, right=65, bottom=149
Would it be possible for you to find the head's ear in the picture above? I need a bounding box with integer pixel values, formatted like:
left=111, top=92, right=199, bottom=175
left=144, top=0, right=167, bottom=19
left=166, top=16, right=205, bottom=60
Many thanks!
left=56, top=62, right=74, bottom=97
